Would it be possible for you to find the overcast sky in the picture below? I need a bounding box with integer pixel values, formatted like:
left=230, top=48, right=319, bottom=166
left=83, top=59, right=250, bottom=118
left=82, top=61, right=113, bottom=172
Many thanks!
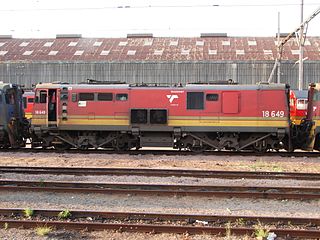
left=0, top=0, right=319, bottom=38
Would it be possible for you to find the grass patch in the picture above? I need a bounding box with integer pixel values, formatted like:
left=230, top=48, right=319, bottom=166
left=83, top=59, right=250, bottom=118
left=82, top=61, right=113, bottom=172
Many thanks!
left=23, top=208, right=34, bottom=218
left=3, top=222, right=8, bottom=230
left=58, top=209, right=72, bottom=219
left=250, top=160, right=283, bottom=172
left=254, top=221, right=269, bottom=239
left=35, top=226, right=52, bottom=236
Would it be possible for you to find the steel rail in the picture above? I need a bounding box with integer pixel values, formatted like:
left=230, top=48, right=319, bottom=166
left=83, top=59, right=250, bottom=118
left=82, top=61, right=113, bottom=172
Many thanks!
left=1, top=147, right=320, bottom=157
left=0, top=180, right=319, bottom=199
left=0, top=166, right=319, bottom=180
left=0, top=209, right=319, bottom=238
left=1, top=208, right=320, bottom=225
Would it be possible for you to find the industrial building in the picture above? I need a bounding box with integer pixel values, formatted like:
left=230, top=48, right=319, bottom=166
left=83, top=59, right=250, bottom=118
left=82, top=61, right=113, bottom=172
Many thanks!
left=0, top=34, right=319, bottom=88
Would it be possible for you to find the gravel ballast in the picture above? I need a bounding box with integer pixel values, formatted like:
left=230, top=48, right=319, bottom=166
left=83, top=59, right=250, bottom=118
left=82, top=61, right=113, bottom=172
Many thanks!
left=0, top=151, right=319, bottom=239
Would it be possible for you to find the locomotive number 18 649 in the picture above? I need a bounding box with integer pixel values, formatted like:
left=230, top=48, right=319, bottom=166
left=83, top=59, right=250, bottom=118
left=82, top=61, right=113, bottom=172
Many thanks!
left=262, top=110, right=285, bottom=118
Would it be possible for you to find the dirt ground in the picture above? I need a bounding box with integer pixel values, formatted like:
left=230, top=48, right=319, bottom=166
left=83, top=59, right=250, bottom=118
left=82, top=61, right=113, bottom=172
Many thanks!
left=0, top=151, right=319, bottom=173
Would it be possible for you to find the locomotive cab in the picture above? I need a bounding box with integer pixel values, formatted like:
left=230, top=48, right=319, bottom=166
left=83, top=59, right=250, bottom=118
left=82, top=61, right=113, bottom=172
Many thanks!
left=289, top=90, right=308, bottom=125
left=310, top=83, right=320, bottom=150
left=33, top=87, right=59, bottom=127
left=23, top=91, right=35, bottom=119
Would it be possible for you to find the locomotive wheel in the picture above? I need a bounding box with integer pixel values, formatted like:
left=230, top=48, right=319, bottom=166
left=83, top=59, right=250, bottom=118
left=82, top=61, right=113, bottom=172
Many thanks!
left=115, top=143, right=129, bottom=151
left=253, top=143, right=268, bottom=153
left=189, top=145, right=205, bottom=153
left=53, top=143, right=71, bottom=151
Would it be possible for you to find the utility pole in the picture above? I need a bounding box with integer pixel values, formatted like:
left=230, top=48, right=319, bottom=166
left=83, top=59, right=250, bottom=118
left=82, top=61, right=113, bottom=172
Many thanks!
left=298, top=0, right=304, bottom=90
left=277, top=12, right=281, bottom=84
left=267, top=6, right=320, bottom=84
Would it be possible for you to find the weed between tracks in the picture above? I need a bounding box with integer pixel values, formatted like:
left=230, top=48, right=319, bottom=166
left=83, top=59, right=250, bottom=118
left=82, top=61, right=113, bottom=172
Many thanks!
left=242, top=159, right=284, bottom=172
left=254, top=221, right=270, bottom=239
left=58, top=209, right=72, bottom=219
left=35, top=225, right=52, bottom=236
left=3, top=222, right=8, bottom=230
left=23, top=208, right=34, bottom=218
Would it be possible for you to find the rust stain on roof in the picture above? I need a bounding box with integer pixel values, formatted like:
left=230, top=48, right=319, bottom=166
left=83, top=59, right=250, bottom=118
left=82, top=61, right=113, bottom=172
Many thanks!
left=0, top=37, right=319, bottom=62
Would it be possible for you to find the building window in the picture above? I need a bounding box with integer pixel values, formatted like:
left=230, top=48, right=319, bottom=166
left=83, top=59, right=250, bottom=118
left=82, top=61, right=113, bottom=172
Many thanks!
left=79, top=93, right=94, bottom=101
left=206, top=94, right=219, bottom=101
left=74, top=50, right=84, bottom=56
left=187, top=92, right=204, bottom=110
left=100, top=50, right=110, bottom=56
left=48, top=51, right=58, bottom=56
left=44, top=42, right=54, bottom=47
left=116, top=93, right=128, bottom=101
left=23, top=50, right=33, bottom=56
left=127, top=50, right=136, bottom=56
left=154, top=49, right=164, bottom=55
left=68, top=42, right=78, bottom=47
left=93, top=41, right=102, bottom=47
left=98, top=93, right=113, bottom=101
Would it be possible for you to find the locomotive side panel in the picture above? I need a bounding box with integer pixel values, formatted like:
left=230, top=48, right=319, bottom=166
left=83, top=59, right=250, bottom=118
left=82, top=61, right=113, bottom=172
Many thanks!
left=59, top=88, right=130, bottom=130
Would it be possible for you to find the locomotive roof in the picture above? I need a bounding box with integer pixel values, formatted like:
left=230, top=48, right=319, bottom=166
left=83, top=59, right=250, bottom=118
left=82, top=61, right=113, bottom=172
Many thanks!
left=292, top=90, right=308, bottom=99
left=185, top=83, right=287, bottom=90
left=0, top=82, right=19, bottom=91
left=35, top=82, right=287, bottom=91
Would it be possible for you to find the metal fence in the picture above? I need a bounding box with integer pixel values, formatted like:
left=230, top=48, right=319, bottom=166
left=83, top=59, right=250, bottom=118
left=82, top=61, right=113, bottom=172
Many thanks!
left=0, top=61, right=320, bottom=89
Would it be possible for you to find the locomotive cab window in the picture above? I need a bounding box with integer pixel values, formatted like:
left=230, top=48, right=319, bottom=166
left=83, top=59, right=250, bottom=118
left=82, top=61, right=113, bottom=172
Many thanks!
left=116, top=93, right=128, bottom=101
left=23, top=97, right=27, bottom=109
left=35, top=90, right=47, bottom=103
left=79, top=93, right=94, bottom=101
left=98, top=93, right=113, bottom=101
left=206, top=94, right=219, bottom=101
left=5, top=90, right=16, bottom=105
left=187, top=92, right=204, bottom=110
left=71, top=93, right=77, bottom=102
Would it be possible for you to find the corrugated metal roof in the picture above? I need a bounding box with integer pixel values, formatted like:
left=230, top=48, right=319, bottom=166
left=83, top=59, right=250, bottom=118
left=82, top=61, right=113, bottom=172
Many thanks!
left=0, top=37, right=319, bottom=62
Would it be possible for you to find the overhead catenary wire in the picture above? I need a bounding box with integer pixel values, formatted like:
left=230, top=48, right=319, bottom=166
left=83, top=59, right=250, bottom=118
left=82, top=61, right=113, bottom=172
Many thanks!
left=0, top=2, right=319, bottom=12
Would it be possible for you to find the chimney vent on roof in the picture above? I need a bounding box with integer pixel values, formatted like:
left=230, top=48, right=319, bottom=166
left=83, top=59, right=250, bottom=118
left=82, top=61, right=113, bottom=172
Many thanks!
left=0, top=35, right=12, bottom=39
left=201, top=33, right=227, bottom=38
left=127, top=33, right=153, bottom=38
left=56, top=34, right=82, bottom=39
left=277, top=33, right=290, bottom=38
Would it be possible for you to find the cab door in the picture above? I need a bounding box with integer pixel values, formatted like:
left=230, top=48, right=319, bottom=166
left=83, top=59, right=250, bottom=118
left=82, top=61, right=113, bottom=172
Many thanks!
left=222, top=92, right=240, bottom=114
left=33, top=89, right=48, bottom=126
left=48, top=89, right=58, bottom=126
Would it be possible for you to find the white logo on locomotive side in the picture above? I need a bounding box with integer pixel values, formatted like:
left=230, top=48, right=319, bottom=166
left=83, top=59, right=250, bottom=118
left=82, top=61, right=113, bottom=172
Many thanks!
left=167, top=94, right=178, bottom=103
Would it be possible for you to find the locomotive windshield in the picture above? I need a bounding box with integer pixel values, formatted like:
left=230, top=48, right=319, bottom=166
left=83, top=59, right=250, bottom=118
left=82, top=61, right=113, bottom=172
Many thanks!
left=5, top=89, right=16, bottom=105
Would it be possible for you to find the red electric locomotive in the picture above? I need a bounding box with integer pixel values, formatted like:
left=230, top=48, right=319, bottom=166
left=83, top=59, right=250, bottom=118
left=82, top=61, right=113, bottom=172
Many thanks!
left=289, top=90, right=308, bottom=125
left=309, top=83, right=320, bottom=150
left=23, top=91, right=35, bottom=119
left=30, top=81, right=298, bottom=152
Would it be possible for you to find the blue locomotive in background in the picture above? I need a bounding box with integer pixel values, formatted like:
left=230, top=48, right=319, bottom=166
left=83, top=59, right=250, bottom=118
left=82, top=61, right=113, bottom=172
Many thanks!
left=0, top=82, right=29, bottom=148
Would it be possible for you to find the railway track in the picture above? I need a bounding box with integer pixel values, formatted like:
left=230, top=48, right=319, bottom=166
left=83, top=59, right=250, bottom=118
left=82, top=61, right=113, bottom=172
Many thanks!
left=0, top=208, right=319, bottom=238
left=0, top=180, right=319, bottom=199
left=1, top=166, right=320, bottom=180
left=1, top=147, right=320, bottom=157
